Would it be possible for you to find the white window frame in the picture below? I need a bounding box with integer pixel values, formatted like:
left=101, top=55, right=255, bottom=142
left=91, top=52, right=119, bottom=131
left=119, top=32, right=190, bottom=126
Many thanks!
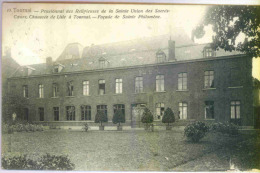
left=155, top=103, right=165, bottom=120
left=204, top=71, right=214, bottom=88
left=156, top=75, right=164, bottom=92
left=135, top=76, right=143, bottom=93
left=115, top=78, right=123, bottom=94
left=83, top=81, right=89, bottom=96
left=178, top=73, right=187, bottom=90
left=39, top=84, right=44, bottom=98
left=231, top=101, right=241, bottom=119
left=179, top=102, right=188, bottom=119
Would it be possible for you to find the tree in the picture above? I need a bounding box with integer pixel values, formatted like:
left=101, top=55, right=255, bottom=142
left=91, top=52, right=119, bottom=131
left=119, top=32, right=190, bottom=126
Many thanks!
left=94, top=110, right=108, bottom=126
left=112, top=109, right=125, bottom=126
left=162, top=108, right=175, bottom=126
left=141, top=108, right=153, bottom=127
left=193, top=5, right=260, bottom=57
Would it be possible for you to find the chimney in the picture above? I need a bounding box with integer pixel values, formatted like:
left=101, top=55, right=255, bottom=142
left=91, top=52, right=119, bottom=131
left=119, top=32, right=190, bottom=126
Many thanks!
left=46, top=57, right=53, bottom=66
left=168, top=40, right=176, bottom=61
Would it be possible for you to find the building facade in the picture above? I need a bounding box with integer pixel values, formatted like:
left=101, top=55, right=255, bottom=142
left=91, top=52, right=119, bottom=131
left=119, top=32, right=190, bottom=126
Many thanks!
left=6, top=34, right=254, bottom=127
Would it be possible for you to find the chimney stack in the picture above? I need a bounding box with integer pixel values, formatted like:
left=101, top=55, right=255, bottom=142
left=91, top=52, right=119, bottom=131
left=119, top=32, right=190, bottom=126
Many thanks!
left=46, top=57, right=53, bottom=66
left=168, top=40, right=176, bottom=61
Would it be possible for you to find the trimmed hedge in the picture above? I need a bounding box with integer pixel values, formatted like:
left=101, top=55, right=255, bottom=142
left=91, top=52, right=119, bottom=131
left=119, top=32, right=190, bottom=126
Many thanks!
left=2, top=123, right=44, bottom=134
left=184, top=121, right=209, bottom=142
left=210, top=122, right=239, bottom=136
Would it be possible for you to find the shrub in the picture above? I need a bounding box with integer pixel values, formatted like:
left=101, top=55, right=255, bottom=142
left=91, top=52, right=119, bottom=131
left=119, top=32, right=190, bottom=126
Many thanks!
left=184, top=121, right=209, bottom=142
left=82, top=123, right=89, bottom=131
left=112, top=109, right=125, bottom=126
left=37, top=153, right=75, bottom=170
left=162, top=108, right=175, bottom=126
left=2, top=154, right=75, bottom=170
left=2, top=155, right=37, bottom=170
left=95, top=110, right=108, bottom=126
left=210, top=122, right=239, bottom=136
left=36, top=124, right=44, bottom=131
left=141, top=108, right=153, bottom=127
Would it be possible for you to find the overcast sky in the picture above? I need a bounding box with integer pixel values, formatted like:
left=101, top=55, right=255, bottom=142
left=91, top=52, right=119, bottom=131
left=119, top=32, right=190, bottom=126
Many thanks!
left=2, top=3, right=259, bottom=79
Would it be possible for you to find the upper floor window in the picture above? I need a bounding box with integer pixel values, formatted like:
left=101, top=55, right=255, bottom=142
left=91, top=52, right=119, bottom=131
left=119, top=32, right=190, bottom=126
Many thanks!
left=67, top=81, right=74, bottom=96
left=81, top=105, right=91, bottom=120
left=66, top=106, right=75, bottom=121
left=115, top=78, right=122, bottom=94
left=135, top=77, right=143, bottom=93
left=23, top=85, right=28, bottom=98
left=52, top=83, right=58, bottom=97
left=99, top=80, right=105, bottom=95
left=205, top=101, right=214, bottom=119
left=155, top=103, right=165, bottom=120
left=38, top=84, right=44, bottom=98
left=156, top=75, right=165, bottom=92
left=156, top=50, right=166, bottom=63
left=204, top=71, right=214, bottom=88
left=179, top=102, right=187, bottom=119
left=83, top=81, right=89, bottom=96
left=178, top=73, right=187, bottom=90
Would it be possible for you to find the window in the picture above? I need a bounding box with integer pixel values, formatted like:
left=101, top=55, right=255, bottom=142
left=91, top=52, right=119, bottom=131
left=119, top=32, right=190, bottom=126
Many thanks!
left=135, top=77, right=143, bottom=93
left=23, top=108, right=29, bottom=121
left=205, top=48, right=213, bottom=57
left=156, top=50, right=166, bottom=63
left=97, top=105, right=107, bottom=117
left=231, top=101, right=240, bottom=119
left=179, top=102, right=187, bottom=119
left=230, top=68, right=241, bottom=87
left=83, top=81, right=89, bottom=96
left=205, top=101, right=214, bottom=119
left=156, top=75, right=164, bottom=92
left=204, top=71, right=214, bottom=88
left=23, top=85, right=28, bottom=98
left=156, top=103, right=165, bottom=120
left=81, top=105, right=91, bottom=120
left=99, top=80, right=105, bottom=95
left=178, top=73, right=187, bottom=90
left=67, top=81, right=74, bottom=96
left=66, top=106, right=75, bottom=120
left=53, top=107, right=59, bottom=121
left=39, top=84, right=44, bottom=98
left=52, top=83, right=58, bottom=97
left=99, top=58, right=106, bottom=68
left=39, top=107, right=44, bottom=121
left=115, top=78, right=123, bottom=94
left=113, top=104, right=125, bottom=115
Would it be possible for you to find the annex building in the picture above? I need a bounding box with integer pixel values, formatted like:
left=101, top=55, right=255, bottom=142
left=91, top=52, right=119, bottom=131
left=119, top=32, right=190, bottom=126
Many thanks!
left=6, top=33, right=254, bottom=127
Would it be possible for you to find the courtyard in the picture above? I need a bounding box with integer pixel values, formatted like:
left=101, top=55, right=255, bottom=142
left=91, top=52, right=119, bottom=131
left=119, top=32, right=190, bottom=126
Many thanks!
left=1, top=127, right=260, bottom=171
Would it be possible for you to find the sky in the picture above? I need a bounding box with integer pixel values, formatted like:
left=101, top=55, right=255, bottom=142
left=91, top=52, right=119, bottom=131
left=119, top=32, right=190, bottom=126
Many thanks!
left=2, top=3, right=259, bottom=79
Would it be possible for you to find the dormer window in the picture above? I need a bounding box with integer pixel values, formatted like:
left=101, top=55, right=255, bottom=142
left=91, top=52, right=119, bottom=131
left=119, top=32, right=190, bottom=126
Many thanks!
left=23, top=66, right=35, bottom=76
left=53, top=63, right=64, bottom=73
left=99, top=58, right=106, bottom=68
left=203, top=46, right=215, bottom=58
left=156, top=50, right=166, bottom=63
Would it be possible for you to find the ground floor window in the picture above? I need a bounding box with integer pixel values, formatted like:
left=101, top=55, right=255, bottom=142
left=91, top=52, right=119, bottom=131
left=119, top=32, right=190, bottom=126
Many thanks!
left=113, top=104, right=125, bottom=115
left=39, top=107, right=44, bottom=121
left=156, top=103, right=165, bottom=120
left=66, top=106, right=75, bottom=121
left=81, top=105, right=91, bottom=120
left=23, top=108, right=29, bottom=121
left=53, top=107, right=59, bottom=121
left=97, top=105, right=107, bottom=116
left=205, top=101, right=214, bottom=119
left=231, top=101, right=240, bottom=119
left=179, top=102, right=187, bottom=119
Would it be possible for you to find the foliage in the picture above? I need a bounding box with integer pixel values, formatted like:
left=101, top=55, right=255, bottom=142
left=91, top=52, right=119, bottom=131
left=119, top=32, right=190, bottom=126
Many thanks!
left=210, top=122, right=239, bottom=136
left=184, top=121, right=209, bottom=142
left=94, top=110, right=108, bottom=126
left=112, top=109, right=125, bottom=126
left=2, top=154, right=75, bottom=170
left=162, top=108, right=175, bottom=125
left=141, top=108, right=153, bottom=125
left=37, top=153, right=75, bottom=170
left=82, top=123, right=89, bottom=131
left=193, top=6, right=260, bottom=57
left=2, top=123, right=44, bottom=134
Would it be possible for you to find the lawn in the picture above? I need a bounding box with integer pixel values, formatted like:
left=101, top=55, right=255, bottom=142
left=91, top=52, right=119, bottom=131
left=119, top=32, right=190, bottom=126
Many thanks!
left=1, top=127, right=259, bottom=171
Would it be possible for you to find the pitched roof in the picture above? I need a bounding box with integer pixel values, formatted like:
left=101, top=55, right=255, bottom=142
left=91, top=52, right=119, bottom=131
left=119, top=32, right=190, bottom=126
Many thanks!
left=10, top=33, right=243, bottom=78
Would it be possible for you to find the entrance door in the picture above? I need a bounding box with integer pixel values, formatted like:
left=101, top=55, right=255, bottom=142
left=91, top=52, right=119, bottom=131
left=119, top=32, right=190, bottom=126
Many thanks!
left=131, top=104, right=146, bottom=128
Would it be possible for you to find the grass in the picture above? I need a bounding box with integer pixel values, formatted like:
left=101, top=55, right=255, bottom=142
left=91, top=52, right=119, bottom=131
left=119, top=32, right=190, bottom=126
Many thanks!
left=1, top=128, right=259, bottom=171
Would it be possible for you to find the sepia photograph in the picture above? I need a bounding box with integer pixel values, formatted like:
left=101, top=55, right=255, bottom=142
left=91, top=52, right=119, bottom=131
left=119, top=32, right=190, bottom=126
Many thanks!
left=1, top=1, right=260, bottom=172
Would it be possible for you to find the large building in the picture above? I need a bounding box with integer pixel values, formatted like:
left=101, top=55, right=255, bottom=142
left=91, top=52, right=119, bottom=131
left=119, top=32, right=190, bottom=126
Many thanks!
left=6, top=33, right=254, bottom=127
